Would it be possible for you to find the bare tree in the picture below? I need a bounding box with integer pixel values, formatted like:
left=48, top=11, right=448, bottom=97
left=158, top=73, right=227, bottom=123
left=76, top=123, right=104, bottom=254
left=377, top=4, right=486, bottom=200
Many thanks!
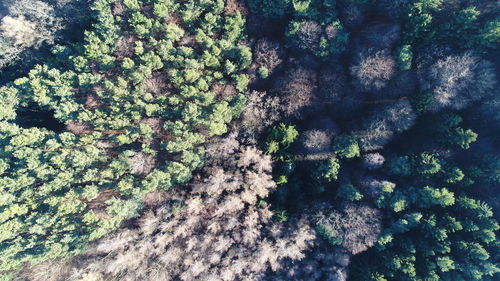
left=300, top=129, right=334, bottom=154
left=128, top=152, right=157, bottom=175
left=274, top=66, right=317, bottom=118
left=0, top=0, right=61, bottom=68
left=22, top=146, right=322, bottom=281
left=419, top=52, right=497, bottom=111
left=350, top=49, right=396, bottom=92
left=314, top=203, right=382, bottom=255
left=354, top=100, right=416, bottom=151
left=239, top=91, right=283, bottom=138
left=360, top=24, right=401, bottom=50
left=254, top=38, right=285, bottom=74
left=361, top=153, right=385, bottom=170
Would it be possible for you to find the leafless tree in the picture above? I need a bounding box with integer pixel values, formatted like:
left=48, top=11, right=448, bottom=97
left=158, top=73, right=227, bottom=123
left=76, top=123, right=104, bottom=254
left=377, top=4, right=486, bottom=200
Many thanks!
left=340, top=3, right=365, bottom=29
left=358, top=176, right=395, bottom=198
left=300, top=129, right=334, bottom=154
left=290, top=21, right=322, bottom=54
left=128, top=152, right=157, bottom=175
left=254, top=38, right=285, bottom=74
left=274, top=66, right=317, bottom=118
left=354, top=99, right=416, bottom=151
left=419, top=52, right=497, bottom=111
left=361, top=153, right=385, bottom=170
left=239, top=91, right=283, bottom=138
left=314, top=203, right=382, bottom=255
left=360, top=24, right=401, bottom=50
left=350, top=49, right=396, bottom=92
left=0, top=0, right=61, bottom=68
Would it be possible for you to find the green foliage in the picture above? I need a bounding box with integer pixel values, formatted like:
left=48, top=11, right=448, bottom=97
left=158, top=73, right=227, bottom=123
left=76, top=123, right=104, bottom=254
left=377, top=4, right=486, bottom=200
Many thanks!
left=275, top=209, right=289, bottom=222
left=266, top=123, right=299, bottom=152
left=353, top=145, right=500, bottom=281
left=386, top=156, right=412, bottom=176
left=247, top=0, right=292, bottom=18
left=396, top=44, right=413, bottom=70
left=0, top=0, right=251, bottom=272
left=332, top=134, right=360, bottom=158
left=257, top=66, right=270, bottom=78
left=316, top=224, right=343, bottom=246
left=403, top=1, right=498, bottom=53
left=248, top=0, right=348, bottom=59
left=286, top=19, right=349, bottom=60
left=422, top=113, right=478, bottom=149
left=413, top=152, right=442, bottom=175
left=313, top=157, right=341, bottom=184
left=411, top=92, right=434, bottom=114
left=337, top=184, right=363, bottom=202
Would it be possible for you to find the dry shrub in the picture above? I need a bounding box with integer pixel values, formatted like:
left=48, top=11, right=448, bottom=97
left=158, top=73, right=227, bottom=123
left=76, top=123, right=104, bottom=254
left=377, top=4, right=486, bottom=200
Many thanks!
left=211, top=83, right=237, bottom=99
left=113, top=0, right=125, bottom=16
left=84, top=94, right=103, bottom=110
left=145, top=73, right=170, bottom=96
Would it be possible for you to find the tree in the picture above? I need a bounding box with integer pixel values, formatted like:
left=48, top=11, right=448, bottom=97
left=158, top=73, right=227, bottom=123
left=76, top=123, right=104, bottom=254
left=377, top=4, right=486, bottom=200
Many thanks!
left=0, top=0, right=63, bottom=69
left=419, top=53, right=496, bottom=112
left=254, top=38, right=285, bottom=74
left=300, top=129, right=333, bottom=154
left=312, top=157, right=341, bottom=184
left=314, top=203, right=382, bottom=255
left=333, top=134, right=360, bottom=158
left=362, top=153, right=385, bottom=170
left=396, top=44, right=413, bottom=70
left=350, top=49, right=396, bottom=92
left=265, top=123, right=299, bottom=153
left=16, top=145, right=321, bottom=281
left=0, top=0, right=253, bottom=273
left=274, top=67, right=317, bottom=118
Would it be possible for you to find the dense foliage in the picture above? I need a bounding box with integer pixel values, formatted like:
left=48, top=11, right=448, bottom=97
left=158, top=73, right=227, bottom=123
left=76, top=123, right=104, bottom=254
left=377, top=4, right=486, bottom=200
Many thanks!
left=0, top=0, right=250, bottom=275
left=1, top=0, right=498, bottom=280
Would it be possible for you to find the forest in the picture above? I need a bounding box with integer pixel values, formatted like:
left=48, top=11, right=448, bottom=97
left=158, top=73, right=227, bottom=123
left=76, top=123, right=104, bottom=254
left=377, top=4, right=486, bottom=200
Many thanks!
left=0, top=0, right=498, bottom=280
